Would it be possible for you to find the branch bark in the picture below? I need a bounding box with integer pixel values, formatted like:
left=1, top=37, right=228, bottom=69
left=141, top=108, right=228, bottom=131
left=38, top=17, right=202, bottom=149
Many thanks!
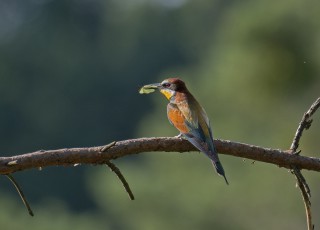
left=0, top=137, right=319, bottom=174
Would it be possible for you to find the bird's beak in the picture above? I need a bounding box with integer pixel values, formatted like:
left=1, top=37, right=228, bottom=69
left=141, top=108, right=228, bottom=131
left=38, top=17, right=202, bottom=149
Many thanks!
left=139, top=83, right=161, bottom=94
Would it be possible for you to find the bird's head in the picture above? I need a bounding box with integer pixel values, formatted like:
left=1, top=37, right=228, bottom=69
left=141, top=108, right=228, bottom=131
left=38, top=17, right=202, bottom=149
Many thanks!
left=139, top=78, right=187, bottom=100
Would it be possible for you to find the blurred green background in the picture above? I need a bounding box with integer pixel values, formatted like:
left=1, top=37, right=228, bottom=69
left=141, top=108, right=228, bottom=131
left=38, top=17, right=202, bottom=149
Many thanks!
left=0, top=0, right=319, bottom=229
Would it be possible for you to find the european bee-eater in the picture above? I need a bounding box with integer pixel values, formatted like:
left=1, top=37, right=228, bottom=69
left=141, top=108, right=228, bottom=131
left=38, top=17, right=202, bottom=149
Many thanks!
left=140, top=78, right=228, bottom=184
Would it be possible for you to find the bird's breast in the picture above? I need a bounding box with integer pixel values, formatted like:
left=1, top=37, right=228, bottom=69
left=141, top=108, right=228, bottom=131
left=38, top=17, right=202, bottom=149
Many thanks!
left=167, top=103, right=190, bottom=134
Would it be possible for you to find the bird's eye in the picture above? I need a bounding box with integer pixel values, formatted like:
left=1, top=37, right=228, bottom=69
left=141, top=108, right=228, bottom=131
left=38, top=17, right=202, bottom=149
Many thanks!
left=162, top=83, right=171, bottom=88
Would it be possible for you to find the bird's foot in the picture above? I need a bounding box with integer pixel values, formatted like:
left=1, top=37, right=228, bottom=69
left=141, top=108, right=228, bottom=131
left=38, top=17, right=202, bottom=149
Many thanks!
left=175, top=133, right=185, bottom=139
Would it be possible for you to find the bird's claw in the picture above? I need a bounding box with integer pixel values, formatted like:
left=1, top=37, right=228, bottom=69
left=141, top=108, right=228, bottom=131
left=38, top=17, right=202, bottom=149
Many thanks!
left=175, top=133, right=185, bottom=139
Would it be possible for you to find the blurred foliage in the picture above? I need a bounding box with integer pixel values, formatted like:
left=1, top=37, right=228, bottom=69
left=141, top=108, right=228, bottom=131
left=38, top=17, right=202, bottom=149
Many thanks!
left=0, top=0, right=319, bottom=229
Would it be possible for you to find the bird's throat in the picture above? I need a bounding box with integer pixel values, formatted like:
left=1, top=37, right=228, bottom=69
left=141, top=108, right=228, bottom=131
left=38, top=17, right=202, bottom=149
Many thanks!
left=160, top=89, right=174, bottom=100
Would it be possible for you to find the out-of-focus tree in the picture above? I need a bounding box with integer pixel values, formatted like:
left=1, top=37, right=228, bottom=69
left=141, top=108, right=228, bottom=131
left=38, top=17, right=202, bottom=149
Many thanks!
left=0, top=0, right=319, bottom=229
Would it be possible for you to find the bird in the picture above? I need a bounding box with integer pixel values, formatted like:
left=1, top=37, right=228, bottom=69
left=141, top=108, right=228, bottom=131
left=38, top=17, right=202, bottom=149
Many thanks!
left=139, top=78, right=228, bottom=184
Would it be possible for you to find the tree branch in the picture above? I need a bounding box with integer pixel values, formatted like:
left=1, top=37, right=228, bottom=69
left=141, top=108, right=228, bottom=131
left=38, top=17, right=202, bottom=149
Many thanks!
left=288, top=97, right=320, bottom=230
left=290, top=97, right=320, bottom=152
left=1, top=137, right=320, bottom=175
left=5, top=174, right=34, bottom=216
left=0, top=97, right=319, bottom=230
left=105, top=161, right=135, bottom=200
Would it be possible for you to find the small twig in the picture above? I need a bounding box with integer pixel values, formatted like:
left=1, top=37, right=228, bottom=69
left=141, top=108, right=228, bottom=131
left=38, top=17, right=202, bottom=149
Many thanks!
left=101, top=140, right=133, bottom=199
left=5, top=174, right=34, bottom=216
left=290, top=97, right=320, bottom=152
left=105, top=161, right=134, bottom=200
left=289, top=97, right=320, bottom=230
left=100, top=141, right=116, bottom=152
left=292, top=167, right=311, bottom=199
left=292, top=168, right=313, bottom=230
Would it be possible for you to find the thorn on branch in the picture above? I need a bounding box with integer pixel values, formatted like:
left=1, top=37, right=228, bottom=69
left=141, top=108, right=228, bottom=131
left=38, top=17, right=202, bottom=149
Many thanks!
left=294, top=150, right=302, bottom=155
left=105, top=161, right=135, bottom=200
left=5, top=174, right=34, bottom=216
left=100, top=141, right=117, bottom=152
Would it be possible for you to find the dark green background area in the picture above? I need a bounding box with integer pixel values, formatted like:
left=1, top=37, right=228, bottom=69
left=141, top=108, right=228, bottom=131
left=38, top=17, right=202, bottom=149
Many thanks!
left=0, top=0, right=319, bottom=229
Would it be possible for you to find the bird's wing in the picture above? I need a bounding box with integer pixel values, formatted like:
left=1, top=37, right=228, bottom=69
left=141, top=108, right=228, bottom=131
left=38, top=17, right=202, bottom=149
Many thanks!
left=167, top=101, right=206, bottom=136
left=169, top=102, right=227, bottom=182
left=175, top=101, right=199, bottom=128
left=176, top=100, right=211, bottom=141
left=178, top=101, right=218, bottom=161
left=168, top=100, right=214, bottom=153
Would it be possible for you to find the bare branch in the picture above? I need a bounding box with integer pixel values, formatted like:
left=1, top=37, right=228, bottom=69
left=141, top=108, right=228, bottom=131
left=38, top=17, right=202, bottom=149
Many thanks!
left=292, top=167, right=314, bottom=230
left=5, top=174, right=34, bottom=216
left=289, top=97, right=320, bottom=230
left=1, top=138, right=320, bottom=175
left=290, top=97, right=320, bottom=152
left=105, top=161, right=135, bottom=200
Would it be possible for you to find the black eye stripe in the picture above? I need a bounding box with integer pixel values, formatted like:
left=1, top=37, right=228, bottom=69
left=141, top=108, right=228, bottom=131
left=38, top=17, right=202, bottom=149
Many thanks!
left=162, top=83, right=171, bottom=88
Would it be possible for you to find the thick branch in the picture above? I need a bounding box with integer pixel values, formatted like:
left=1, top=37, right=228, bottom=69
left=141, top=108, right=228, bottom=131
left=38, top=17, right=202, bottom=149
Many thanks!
left=0, top=137, right=320, bottom=174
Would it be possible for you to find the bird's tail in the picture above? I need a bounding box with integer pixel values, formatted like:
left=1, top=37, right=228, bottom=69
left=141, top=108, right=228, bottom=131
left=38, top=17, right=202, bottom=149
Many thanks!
left=184, top=134, right=229, bottom=184
left=212, top=160, right=229, bottom=185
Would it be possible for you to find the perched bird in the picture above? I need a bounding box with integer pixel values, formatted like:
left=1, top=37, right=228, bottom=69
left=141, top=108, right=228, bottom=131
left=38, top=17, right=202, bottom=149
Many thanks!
left=139, top=78, right=228, bottom=184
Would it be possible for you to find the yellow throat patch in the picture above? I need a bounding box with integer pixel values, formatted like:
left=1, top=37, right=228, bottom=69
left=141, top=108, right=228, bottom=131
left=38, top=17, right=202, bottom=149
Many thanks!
left=160, top=89, right=174, bottom=100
